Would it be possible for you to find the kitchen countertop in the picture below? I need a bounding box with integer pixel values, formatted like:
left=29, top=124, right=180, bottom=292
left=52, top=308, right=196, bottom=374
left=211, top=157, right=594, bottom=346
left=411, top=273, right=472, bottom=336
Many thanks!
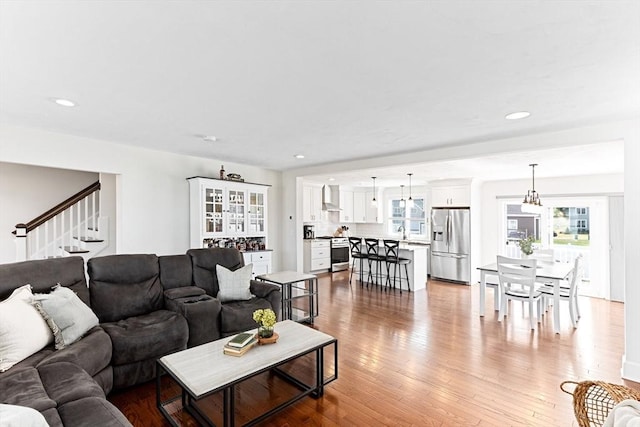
left=359, top=236, right=431, bottom=245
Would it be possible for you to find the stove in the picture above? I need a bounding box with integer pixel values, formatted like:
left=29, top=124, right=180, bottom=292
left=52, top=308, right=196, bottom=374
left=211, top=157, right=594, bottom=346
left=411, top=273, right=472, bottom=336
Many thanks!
left=321, top=237, right=349, bottom=272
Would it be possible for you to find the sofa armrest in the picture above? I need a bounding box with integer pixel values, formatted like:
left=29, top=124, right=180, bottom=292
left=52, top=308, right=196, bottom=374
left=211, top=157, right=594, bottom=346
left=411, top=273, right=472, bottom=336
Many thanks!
left=164, top=286, right=205, bottom=301
left=164, top=289, right=222, bottom=346
left=250, top=280, right=282, bottom=321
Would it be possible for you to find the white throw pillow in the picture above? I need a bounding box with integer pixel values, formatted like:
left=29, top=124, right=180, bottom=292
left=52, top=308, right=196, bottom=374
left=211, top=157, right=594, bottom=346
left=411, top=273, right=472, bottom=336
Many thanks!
left=33, top=285, right=99, bottom=349
left=0, top=285, right=53, bottom=372
left=0, top=404, right=49, bottom=427
left=216, top=263, right=254, bottom=302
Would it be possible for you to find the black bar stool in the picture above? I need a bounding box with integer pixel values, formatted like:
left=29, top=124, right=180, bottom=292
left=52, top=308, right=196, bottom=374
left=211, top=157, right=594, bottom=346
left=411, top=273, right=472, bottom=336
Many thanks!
left=348, top=237, right=366, bottom=286
left=383, top=240, right=411, bottom=293
left=365, top=238, right=385, bottom=289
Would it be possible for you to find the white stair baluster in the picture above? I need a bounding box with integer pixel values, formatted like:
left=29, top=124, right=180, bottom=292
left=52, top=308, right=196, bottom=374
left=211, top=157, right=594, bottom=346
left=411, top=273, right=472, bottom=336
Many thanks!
left=84, top=196, right=88, bottom=240
left=76, top=201, right=81, bottom=246
left=44, top=221, right=49, bottom=259
left=69, top=206, right=73, bottom=250
left=91, top=192, right=96, bottom=236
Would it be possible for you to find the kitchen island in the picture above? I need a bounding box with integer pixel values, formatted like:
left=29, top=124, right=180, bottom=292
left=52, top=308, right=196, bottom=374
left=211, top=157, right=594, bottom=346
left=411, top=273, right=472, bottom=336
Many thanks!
left=356, top=242, right=428, bottom=291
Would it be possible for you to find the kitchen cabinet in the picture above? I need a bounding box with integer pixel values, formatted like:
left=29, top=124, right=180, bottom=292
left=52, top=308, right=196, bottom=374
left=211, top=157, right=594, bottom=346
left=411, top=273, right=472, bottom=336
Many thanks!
left=303, top=240, right=331, bottom=273
left=188, top=177, right=269, bottom=248
left=242, top=251, right=272, bottom=279
left=430, top=185, right=470, bottom=207
left=353, top=191, right=367, bottom=223
left=302, top=185, right=323, bottom=222
left=352, top=190, right=382, bottom=223
left=339, top=189, right=354, bottom=222
left=365, top=191, right=382, bottom=223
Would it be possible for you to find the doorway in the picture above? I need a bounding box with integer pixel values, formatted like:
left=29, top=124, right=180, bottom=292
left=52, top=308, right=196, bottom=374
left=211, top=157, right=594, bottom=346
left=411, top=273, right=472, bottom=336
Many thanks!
left=500, top=196, right=610, bottom=299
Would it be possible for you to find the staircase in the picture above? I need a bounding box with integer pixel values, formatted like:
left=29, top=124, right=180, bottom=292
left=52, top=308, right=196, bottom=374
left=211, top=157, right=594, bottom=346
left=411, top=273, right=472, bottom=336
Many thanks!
left=13, top=181, right=110, bottom=262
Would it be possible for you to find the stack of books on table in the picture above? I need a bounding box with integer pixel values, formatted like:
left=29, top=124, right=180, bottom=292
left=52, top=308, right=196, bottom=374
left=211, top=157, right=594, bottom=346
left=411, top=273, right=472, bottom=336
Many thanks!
left=223, top=332, right=257, bottom=357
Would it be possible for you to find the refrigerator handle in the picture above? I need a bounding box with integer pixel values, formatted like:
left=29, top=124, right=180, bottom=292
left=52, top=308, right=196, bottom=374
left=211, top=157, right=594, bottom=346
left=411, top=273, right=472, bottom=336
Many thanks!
left=446, top=213, right=451, bottom=247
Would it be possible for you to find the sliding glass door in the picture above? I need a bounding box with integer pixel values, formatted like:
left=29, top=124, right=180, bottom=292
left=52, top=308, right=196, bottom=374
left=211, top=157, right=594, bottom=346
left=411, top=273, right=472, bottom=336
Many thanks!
left=500, top=196, right=609, bottom=299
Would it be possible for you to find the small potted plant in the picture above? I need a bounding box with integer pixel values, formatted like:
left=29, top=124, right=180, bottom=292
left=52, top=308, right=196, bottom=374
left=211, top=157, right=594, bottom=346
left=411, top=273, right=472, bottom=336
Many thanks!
left=253, top=308, right=277, bottom=339
left=518, top=236, right=535, bottom=257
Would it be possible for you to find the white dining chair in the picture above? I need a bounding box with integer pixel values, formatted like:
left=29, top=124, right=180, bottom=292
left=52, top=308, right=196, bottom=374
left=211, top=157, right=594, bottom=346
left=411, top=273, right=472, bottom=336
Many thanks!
left=538, top=254, right=583, bottom=328
left=497, top=255, right=541, bottom=330
left=529, top=248, right=555, bottom=264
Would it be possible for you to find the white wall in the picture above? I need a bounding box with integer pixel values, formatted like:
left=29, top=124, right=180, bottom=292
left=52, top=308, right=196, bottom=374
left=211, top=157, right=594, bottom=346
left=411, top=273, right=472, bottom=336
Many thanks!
left=0, top=162, right=98, bottom=262
left=0, top=125, right=283, bottom=270
left=623, top=128, right=640, bottom=382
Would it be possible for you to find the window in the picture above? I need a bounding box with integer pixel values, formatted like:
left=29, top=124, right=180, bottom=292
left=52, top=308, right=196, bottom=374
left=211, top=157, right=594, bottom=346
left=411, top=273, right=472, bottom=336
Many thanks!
left=554, top=207, right=590, bottom=244
left=505, top=204, right=540, bottom=241
left=387, top=198, right=426, bottom=237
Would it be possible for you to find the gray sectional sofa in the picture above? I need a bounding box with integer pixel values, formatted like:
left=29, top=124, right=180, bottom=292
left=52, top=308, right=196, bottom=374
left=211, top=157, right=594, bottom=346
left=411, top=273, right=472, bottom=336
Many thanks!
left=0, top=248, right=281, bottom=426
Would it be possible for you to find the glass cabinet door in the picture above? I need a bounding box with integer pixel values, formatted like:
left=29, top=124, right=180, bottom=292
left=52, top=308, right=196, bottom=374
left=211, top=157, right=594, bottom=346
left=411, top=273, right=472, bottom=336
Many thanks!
left=249, top=191, right=266, bottom=234
left=227, top=189, right=246, bottom=234
left=204, top=188, right=224, bottom=234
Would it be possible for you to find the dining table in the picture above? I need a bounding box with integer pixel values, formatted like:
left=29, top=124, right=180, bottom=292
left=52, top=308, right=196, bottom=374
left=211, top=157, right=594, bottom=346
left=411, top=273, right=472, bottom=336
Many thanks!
left=477, top=260, right=575, bottom=334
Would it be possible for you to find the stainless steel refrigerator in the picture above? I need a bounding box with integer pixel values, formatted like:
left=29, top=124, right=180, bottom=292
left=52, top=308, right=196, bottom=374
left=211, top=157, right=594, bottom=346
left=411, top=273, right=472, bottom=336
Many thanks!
left=430, top=208, right=470, bottom=283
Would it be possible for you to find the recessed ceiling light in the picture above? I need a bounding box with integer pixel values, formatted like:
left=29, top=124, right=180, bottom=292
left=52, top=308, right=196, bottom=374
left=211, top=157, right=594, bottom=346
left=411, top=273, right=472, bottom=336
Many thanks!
left=294, top=154, right=305, bottom=159
left=202, top=135, right=217, bottom=142
left=328, top=177, right=335, bottom=181
left=505, top=111, right=530, bottom=120
left=53, top=98, right=76, bottom=107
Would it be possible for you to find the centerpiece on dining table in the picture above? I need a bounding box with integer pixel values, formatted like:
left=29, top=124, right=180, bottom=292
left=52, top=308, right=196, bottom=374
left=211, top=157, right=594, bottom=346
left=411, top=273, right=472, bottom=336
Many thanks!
left=252, top=308, right=278, bottom=344
left=518, top=236, right=535, bottom=257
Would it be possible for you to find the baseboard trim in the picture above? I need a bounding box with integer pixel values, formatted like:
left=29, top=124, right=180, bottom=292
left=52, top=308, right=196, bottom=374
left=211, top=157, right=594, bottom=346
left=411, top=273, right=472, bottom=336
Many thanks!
left=621, top=355, right=640, bottom=382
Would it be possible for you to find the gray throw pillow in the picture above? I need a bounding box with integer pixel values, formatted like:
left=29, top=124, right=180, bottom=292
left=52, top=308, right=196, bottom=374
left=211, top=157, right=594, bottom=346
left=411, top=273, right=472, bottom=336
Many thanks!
left=216, top=263, right=254, bottom=302
left=33, top=284, right=99, bottom=349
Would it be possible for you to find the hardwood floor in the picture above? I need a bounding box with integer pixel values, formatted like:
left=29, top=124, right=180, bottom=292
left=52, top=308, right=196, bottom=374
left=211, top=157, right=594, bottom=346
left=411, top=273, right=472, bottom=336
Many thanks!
left=109, top=271, right=635, bottom=426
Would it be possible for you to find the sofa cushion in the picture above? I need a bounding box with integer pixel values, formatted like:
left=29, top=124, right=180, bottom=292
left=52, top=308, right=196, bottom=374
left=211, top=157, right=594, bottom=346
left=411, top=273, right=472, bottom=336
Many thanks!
left=57, top=396, right=132, bottom=427
left=158, top=254, right=193, bottom=290
left=38, top=326, right=112, bottom=379
left=34, top=285, right=99, bottom=349
left=187, top=248, right=245, bottom=297
left=101, top=310, right=188, bottom=365
left=0, top=257, right=89, bottom=306
left=38, top=361, right=105, bottom=405
left=220, top=298, right=272, bottom=334
left=0, top=367, right=56, bottom=413
left=88, top=254, right=163, bottom=323
left=0, top=285, right=53, bottom=372
left=216, top=263, right=254, bottom=302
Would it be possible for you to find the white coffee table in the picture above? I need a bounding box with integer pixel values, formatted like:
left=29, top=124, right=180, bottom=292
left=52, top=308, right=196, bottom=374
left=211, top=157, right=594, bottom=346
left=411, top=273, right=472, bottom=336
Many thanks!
left=156, top=320, right=338, bottom=426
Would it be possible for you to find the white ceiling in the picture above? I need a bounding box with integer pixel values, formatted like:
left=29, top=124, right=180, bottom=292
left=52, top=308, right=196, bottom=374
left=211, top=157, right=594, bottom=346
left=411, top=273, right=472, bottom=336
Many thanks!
left=302, top=140, right=626, bottom=187
left=0, top=1, right=638, bottom=177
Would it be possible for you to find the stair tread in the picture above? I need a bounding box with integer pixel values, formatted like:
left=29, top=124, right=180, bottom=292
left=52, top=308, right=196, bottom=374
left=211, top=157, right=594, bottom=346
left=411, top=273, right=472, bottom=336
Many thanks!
left=74, top=236, right=105, bottom=243
left=62, top=246, right=90, bottom=254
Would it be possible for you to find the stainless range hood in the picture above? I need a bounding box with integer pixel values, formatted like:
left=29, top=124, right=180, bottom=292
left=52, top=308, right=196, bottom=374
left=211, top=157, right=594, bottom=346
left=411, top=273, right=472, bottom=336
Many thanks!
left=321, top=185, right=341, bottom=211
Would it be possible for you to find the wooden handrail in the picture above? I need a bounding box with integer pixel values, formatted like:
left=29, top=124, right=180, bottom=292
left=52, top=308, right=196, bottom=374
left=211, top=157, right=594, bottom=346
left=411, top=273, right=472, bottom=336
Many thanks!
left=13, top=181, right=101, bottom=234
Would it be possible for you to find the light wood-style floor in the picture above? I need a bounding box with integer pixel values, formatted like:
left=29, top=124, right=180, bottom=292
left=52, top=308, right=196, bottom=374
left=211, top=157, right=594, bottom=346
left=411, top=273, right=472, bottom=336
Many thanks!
left=110, top=271, right=635, bottom=426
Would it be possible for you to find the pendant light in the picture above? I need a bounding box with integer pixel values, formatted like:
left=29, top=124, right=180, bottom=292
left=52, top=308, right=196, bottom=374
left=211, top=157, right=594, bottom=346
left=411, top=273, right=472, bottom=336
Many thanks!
left=406, top=173, right=414, bottom=210
left=521, top=164, right=542, bottom=213
left=399, top=185, right=406, bottom=208
left=371, top=177, right=377, bottom=207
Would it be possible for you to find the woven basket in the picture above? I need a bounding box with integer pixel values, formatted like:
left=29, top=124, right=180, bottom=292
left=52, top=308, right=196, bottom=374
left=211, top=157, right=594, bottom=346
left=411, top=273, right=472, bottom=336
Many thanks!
left=561, top=380, right=640, bottom=427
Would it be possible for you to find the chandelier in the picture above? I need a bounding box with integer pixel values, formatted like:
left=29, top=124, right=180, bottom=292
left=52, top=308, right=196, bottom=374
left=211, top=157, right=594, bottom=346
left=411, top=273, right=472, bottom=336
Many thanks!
left=521, top=163, right=542, bottom=213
